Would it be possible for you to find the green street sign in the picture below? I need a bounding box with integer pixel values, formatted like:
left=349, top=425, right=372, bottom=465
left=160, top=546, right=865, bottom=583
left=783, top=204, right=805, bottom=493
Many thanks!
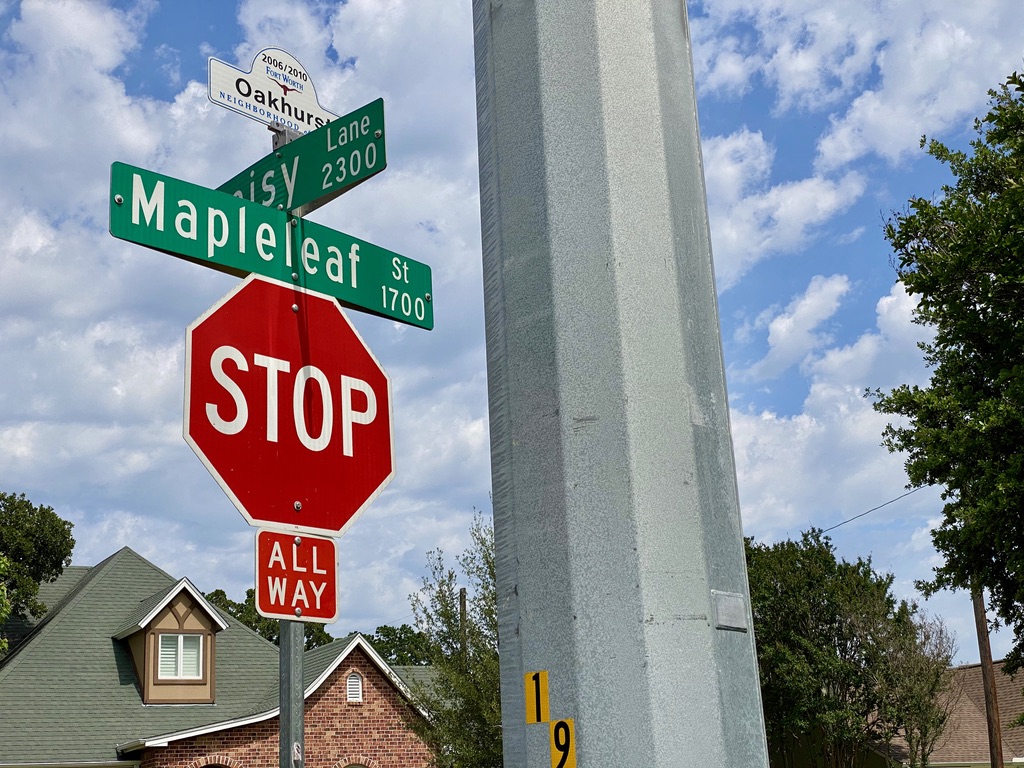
left=109, top=161, right=433, bottom=330
left=218, top=98, right=386, bottom=216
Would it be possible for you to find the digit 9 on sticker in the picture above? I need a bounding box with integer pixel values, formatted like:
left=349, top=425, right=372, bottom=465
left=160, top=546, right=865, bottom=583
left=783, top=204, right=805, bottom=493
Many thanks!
left=550, top=719, right=577, bottom=768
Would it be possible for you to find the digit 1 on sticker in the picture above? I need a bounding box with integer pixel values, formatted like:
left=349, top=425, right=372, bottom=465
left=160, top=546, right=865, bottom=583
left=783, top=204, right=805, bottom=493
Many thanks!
left=524, top=670, right=549, bottom=723
left=549, top=719, right=576, bottom=768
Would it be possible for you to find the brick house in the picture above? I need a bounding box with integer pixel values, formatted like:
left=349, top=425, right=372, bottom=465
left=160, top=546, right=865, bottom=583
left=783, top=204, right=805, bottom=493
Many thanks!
left=0, top=547, right=433, bottom=768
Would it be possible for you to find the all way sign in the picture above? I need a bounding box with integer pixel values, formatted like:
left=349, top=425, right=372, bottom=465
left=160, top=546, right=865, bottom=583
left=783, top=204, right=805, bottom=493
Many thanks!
left=255, top=529, right=338, bottom=623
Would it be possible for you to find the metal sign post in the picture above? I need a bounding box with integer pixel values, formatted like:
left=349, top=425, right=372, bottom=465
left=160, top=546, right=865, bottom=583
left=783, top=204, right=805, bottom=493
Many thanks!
left=280, top=618, right=304, bottom=768
left=271, top=121, right=305, bottom=768
left=473, top=1, right=770, bottom=765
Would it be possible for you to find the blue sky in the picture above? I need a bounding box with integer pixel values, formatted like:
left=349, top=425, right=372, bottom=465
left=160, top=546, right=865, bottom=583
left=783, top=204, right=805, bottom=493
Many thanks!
left=0, top=0, right=1021, bottom=664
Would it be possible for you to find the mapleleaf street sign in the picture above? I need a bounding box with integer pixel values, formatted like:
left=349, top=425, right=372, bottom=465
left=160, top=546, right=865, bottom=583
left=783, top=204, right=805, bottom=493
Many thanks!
left=219, top=98, right=386, bottom=217
left=109, top=162, right=433, bottom=330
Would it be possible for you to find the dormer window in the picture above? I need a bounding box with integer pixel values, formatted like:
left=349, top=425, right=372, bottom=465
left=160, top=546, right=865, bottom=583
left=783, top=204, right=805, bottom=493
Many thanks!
left=158, top=633, right=203, bottom=680
left=113, top=578, right=227, bottom=704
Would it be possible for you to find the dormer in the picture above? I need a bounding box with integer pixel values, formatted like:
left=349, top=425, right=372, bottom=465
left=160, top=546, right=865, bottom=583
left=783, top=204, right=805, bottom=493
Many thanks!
left=113, top=578, right=228, bottom=705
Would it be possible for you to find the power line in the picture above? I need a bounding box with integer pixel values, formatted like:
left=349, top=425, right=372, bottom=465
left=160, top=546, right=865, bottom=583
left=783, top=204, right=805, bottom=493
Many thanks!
left=820, top=487, right=925, bottom=533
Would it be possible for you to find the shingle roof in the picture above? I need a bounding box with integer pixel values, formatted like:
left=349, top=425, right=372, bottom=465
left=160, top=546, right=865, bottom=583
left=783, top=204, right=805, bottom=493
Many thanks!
left=929, top=660, right=1024, bottom=764
left=303, top=632, right=359, bottom=689
left=0, top=547, right=281, bottom=765
left=1, top=565, right=101, bottom=651
left=303, top=633, right=422, bottom=702
left=110, top=580, right=182, bottom=639
left=391, top=664, right=436, bottom=692
left=0, top=549, right=428, bottom=766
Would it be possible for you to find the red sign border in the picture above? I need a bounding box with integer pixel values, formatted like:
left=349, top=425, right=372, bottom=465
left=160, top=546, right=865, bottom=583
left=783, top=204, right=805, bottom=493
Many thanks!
left=183, top=273, right=395, bottom=538
left=254, top=528, right=340, bottom=624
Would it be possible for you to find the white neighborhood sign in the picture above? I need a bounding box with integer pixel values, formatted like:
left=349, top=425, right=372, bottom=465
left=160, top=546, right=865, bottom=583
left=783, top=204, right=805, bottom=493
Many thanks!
left=208, top=47, right=341, bottom=133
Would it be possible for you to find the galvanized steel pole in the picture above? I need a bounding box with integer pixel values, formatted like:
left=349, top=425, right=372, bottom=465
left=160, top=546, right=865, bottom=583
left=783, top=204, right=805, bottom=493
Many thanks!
left=279, top=619, right=304, bottom=768
left=472, top=1, right=770, bottom=765
left=275, top=122, right=305, bottom=768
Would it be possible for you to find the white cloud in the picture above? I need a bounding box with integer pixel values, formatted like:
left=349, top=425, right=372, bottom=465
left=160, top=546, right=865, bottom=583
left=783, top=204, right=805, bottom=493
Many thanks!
left=691, top=0, right=1022, bottom=170
left=743, top=274, right=851, bottom=380
left=703, top=128, right=865, bottom=287
left=689, top=19, right=762, bottom=98
left=731, top=279, right=973, bottom=650
left=732, top=283, right=927, bottom=534
left=814, top=7, right=1021, bottom=170
left=6, top=0, right=148, bottom=71
left=807, top=282, right=933, bottom=393
left=691, top=0, right=884, bottom=110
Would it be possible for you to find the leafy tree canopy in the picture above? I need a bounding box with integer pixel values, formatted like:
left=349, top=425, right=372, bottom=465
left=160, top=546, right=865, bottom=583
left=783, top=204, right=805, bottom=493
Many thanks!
left=404, top=512, right=501, bottom=768
left=0, top=554, right=11, bottom=655
left=870, top=72, right=1024, bottom=670
left=204, top=588, right=333, bottom=650
left=747, top=530, right=956, bottom=768
left=369, top=623, right=432, bottom=666
left=0, top=491, right=75, bottom=619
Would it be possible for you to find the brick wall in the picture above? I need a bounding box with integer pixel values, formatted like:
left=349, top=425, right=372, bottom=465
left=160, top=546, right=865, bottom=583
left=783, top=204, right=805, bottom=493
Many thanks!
left=139, top=647, right=433, bottom=768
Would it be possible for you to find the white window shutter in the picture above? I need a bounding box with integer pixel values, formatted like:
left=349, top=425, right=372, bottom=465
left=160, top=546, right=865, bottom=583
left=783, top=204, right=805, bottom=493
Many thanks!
left=181, top=635, right=202, bottom=677
left=158, top=635, right=179, bottom=678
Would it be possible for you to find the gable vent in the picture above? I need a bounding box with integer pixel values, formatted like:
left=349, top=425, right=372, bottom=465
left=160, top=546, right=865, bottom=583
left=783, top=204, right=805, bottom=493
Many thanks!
left=346, top=672, right=363, bottom=702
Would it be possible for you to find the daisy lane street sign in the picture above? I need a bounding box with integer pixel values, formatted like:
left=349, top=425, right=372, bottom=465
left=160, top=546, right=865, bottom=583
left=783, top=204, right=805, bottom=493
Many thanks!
left=219, top=98, right=386, bottom=217
left=108, top=162, right=433, bottom=330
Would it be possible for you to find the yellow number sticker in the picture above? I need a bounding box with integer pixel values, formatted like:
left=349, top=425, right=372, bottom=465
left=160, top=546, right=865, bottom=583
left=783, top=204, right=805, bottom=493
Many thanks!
left=550, top=718, right=577, bottom=768
left=525, top=670, right=550, bottom=723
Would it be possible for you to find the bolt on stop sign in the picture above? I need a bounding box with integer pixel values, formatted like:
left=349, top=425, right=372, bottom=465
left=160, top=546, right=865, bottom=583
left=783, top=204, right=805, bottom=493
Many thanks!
left=185, top=274, right=394, bottom=536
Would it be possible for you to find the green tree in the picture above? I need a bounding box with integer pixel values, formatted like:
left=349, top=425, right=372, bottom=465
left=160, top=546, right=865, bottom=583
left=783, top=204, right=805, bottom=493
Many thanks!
left=0, top=492, right=75, bottom=619
left=204, top=588, right=333, bottom=650
left=746, top=530, right=954, bottom=768
left=870, top=72, right=1024, bottom=670
left=881, top=612, right=959, bottom=768
left=0, top=554, right=11, bottom=655
left=369, top=623, right=432, bottom=666
left=405, top=513, right=501, bottom=768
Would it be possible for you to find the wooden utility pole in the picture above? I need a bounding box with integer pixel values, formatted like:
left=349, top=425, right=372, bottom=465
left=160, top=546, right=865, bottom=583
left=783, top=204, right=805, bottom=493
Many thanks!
left=459, top=586, right=468, bottom=667
left=973, top=585, right=1003, bottom=768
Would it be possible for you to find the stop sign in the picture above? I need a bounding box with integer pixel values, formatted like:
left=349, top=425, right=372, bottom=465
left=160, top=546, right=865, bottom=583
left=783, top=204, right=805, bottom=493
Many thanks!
left=184, top=274, right=393, bottom=536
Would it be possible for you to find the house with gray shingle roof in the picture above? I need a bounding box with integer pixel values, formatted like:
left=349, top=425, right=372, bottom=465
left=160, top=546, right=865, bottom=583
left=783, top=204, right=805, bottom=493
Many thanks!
left=0, top=547, right=433, bottom=768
